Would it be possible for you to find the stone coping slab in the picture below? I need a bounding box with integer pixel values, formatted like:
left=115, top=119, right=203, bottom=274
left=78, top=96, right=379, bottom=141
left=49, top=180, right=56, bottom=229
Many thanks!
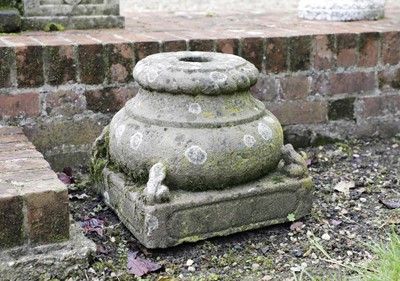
left=0, top=126, right=69, bottom=249
left=98, top=168, right=313, bottom=248
left=0, top=224, right=96, bottom=281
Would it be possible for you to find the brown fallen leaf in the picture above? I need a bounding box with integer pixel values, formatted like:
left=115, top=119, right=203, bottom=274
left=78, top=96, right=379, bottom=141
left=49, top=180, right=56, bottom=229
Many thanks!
left=127, top=251, right=162, bottom=277
left=290, top=221, right=303, bottom=231
left=334, top=181, right=355, bottom=195
left=78, top=216, right=105, bottom=237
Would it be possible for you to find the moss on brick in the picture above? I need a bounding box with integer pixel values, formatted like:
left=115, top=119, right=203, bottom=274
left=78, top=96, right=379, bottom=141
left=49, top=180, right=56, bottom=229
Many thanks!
left=0, top=195, right=24, bottom=249
left=328, top=97, right=355, bottom=120
left=289, top=36, right=311, bottom=71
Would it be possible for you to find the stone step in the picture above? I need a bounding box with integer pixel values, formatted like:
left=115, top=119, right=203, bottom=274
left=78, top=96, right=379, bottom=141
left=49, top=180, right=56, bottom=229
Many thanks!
left=0, top=126, right=69, bottom=249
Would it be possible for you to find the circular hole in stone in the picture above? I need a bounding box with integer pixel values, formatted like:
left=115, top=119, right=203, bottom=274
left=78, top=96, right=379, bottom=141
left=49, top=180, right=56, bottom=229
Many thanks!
left=179, top=56, right=212, bottom=63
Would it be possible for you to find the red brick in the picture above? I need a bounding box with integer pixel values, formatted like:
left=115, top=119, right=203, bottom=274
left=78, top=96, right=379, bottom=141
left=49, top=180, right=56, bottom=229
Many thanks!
left=0, top=168, right=55, bottom=183
left=359, top=33, right=379, bottom=67
left=0, top=191, right=24, bottom=249
left=289, top=36, right=311, bottom=71
left=189, top=39, right=214, bottom=52
left=330, top=72, right=375, bottom=95
left=78, top=44, right=105, bottom=84
left=108, top=43, right=134, bottom=83
left=135, top=41, right=160, bottom=61
left=0, top=47, right=16, bottom=88
left=264, top=101, right=327, bottom=125
left=0, top=158, right=50, bottom=172
left=85, top=86, right=138, bottom=113
left=242, top=37, right=264, bottom=71
left=0, top=142, right=35, bottom=152
left=312, top=34, right=335, bottom=70
left=265, top=37, right=288, bottom=73
left=381, top=32, right=400, bottom=65
left=45, top=90, right=85, bottom=117
left=0, top=93, right=40, bottom=120
left=0, top=134, right=29, bottom=144
left=216, top=38, right=239, bottom=55
left=0, top=127, right=24, bottom=135
left=24, top=187, right=69, bottom=245
left=311, top=72, right=330, bottom=95
left=337, top=33, right=358, bottom=68
left=378, top=68, right=400, bottom=91
left=44, top=45, right=77, bottom=85
left=279, top=76, right=309, bottom=100
left=16, top=46, right=44, bottom=88
left=251, top=75, right=277, bottom=101
left=0, top=149, right=42, bottom=161
left=163, top=40, right=187, bottom=52
left=358, top=95, right=400, bottom=118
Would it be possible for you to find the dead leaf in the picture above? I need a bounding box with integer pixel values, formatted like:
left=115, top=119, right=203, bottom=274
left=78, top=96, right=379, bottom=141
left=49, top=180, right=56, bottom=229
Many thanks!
left=334, top=181, right=355, bottom=194
left=78, top=216, right=105, bottom=237
left=96, top=244, right=108, bottom=254
left=58, top=173, right=72, bottom=184
left=330, top=219, right=342, bottom=226
left=290, top=221, right=303, bottom=231
left=127, top=251, right=162, bottom=277
left=380, top=198, right=400, bottom=209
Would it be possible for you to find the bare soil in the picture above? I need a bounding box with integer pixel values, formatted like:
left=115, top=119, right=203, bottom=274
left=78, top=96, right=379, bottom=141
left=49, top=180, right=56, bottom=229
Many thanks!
left=67, top=136, right=400, bottom=281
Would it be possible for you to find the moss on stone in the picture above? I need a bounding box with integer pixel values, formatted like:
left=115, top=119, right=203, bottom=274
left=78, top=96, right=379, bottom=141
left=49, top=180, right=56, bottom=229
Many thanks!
left=44, top=22, right=65, bottom=32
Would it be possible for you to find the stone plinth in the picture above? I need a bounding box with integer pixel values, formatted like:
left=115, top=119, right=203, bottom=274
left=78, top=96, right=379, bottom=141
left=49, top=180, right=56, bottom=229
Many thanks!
left=22, top=0, right=124, bottom=30
left=98, top=168, right=313, bottom=248
left=298, top=0, right=384, bottom=21
left=92, top=51, right=313, bottom=248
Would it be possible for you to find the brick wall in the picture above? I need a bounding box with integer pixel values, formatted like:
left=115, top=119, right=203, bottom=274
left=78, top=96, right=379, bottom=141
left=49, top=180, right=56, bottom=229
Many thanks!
left=0, top=29, right=399, bottom=169
left=0, top=127, right=69, bottom=249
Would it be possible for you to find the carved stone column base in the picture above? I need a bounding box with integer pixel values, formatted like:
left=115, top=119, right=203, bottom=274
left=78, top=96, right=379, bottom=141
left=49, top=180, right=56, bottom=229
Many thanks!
left=298, top=0, right=384, bottom=21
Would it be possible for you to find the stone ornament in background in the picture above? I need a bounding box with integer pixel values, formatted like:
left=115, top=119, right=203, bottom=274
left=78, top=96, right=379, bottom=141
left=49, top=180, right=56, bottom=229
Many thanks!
left=92, top=51, right=314, bottom=248
left=22, top=0, right=124, bottom=30
left=298, top=0, right=385, bottom=21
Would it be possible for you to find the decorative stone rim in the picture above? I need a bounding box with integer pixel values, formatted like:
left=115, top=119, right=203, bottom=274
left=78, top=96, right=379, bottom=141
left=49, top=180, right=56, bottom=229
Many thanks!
left=298, top=0, right=385, bottom=21
left=133, top=51, right=259, bottom=95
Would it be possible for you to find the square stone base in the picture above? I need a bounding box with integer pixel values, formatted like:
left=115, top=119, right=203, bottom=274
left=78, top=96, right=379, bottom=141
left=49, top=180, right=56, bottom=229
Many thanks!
left=0, top=224, right=96, bottom=281
left=22, top=15, right=124, bottom=30
left=99, top=168, right=314, bottom=248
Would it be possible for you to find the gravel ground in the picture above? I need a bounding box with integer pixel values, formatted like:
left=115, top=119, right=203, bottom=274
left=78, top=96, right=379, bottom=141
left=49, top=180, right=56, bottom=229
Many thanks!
left=66, top=135, right=400, bottom=281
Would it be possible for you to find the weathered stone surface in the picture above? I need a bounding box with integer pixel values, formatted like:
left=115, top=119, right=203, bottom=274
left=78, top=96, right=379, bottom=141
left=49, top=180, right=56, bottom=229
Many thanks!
left=93, top=51, right=313, bottom=248
left=98, top=168, right=313, bottom=248
left=0, top=224, right=96, bottom=281
left=0, top=8, right=21, bottom=33
left=22, top=16, right=124, bottom=30
left=111, top=52, right=282, bottom=191
left=133, top=51, right=259, bottom=95
left=298, top=0, right=385, bottom=21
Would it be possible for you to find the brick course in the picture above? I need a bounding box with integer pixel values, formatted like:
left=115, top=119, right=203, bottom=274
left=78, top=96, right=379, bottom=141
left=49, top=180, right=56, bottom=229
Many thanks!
left=0, top=127, right=69, bottom=249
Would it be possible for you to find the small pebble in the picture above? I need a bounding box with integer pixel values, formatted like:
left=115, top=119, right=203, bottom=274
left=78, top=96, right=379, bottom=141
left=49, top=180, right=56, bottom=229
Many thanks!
left=186, top=259, right=194, bottom=266
left=88, top=268, right=96, bottom=274
left=252, top=263, right=260, bottom=269
left=322, top=233, right=331, bottom=241
left=360, top=198, right=367, bottom=202
left=188, top=266, right=196, bottom=272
